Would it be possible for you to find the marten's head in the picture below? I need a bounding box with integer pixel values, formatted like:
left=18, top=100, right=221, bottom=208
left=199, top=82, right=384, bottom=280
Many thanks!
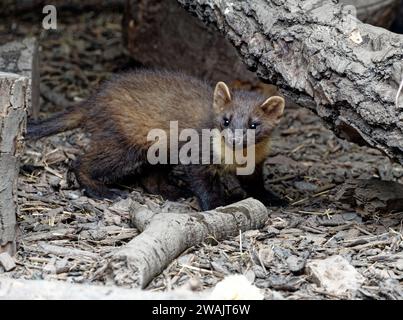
left=212, top=81, right=285, bottom=148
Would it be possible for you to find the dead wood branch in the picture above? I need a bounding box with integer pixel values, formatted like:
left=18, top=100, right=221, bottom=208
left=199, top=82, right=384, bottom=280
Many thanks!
left=110, top=198, right=268, bottom=288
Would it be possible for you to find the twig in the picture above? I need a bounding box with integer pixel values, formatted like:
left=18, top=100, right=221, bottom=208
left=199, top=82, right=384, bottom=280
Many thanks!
left=109, top=198, right=268, bottom=288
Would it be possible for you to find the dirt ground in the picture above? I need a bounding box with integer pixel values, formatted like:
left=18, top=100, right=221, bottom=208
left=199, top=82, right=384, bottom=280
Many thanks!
left=1, top=9, right=402, bottom=299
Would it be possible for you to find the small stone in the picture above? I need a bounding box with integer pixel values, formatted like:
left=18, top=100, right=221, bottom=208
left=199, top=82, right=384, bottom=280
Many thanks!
left=244, top=269, right=256, bottom=283
left=0, top=252, right=16, bottom=272
left=306, top=255, right=365, bottom=297
left=87, top=229, right=108, bottom=241
left=258, top=246, right=275, bottom=268
left=243, top=230, right=260, bottom=238
left=48, top=176, right=61, bottom=188
left=294, top=181, right=318, bottom=192
left=264, top=226, right=280, bottom=238
left=395, top=259, right=403, bottom=271
left=43, top=257, right=57, bottom=274
left=55, top=258, right=69, bottom=274
left=342, top=212, right=359, bottom=221
left=210, top=261, right=228, bottom=274
left=109, top=197, right=133, bottom=213
left=187, top=277, right=202, bottom=291
left=112, top=215, right=122, bottom=225
left=252, top=265, right=267, bottom=278
left=273, top=246, right=292, bottom=260
left=286, top=255, right=306, bottom=274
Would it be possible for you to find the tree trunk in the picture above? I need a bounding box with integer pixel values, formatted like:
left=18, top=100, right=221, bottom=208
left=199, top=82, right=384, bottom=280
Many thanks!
left=177, top=0, right=403, bottom=165
left=0, top=38, right=39, bottom=119
left=0, top=72, right=28, bottom=255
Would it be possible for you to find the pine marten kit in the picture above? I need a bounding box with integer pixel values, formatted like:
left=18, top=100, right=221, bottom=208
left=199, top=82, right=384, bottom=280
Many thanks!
left=28, top=69, right=287, bottom=210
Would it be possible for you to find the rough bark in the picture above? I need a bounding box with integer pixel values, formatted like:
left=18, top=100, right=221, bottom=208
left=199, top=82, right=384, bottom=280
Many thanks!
left=0, top=276, right=206, bottom=299
left=177, top=0, right=403, bottom=165
left=123, top=0, right=257, bottom=83
left=123, top=0, right=398, bottom=83
left=110, top=198, right=268, bottom=288
left=0, top=38, right=40, bottom=119
left=0, top=72, right=28, bottom=255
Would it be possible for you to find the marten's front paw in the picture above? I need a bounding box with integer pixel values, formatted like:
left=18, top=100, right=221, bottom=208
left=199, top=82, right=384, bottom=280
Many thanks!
left=226, top=187, right=248, bottom=203
left=262, top=192, right=288, bottom=207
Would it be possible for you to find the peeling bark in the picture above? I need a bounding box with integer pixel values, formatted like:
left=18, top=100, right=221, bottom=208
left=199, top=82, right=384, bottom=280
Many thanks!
left=177, top=0, right=403, bottom=165
left=0, top=38, right=39, bottom=119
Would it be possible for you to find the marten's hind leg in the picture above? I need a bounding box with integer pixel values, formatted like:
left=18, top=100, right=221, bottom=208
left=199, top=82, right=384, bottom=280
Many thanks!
left=73, top=143, right=146, bottom=199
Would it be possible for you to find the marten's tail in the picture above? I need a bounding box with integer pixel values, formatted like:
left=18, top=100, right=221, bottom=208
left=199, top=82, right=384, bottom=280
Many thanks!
left=26, top=105, right=85, bottom=140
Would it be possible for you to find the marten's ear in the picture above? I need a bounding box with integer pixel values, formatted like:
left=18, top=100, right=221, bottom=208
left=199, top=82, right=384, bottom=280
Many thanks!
left=260, top=96, right=285, bottom=122
left=213, top=82, right=232, bottom=112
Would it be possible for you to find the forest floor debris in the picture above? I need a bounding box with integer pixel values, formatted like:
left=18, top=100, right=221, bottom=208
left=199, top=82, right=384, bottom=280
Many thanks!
left=0, top=10, right=402, bottom=299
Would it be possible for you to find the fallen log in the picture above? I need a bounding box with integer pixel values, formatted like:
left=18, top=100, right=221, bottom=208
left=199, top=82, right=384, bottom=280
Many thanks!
left=177, top=0, right=403, bottom=165
left=0, top=276, right=205, bottom=299
left=110, top=198, right=268, bottom=288
left=0, top=72, right=28, bottom=255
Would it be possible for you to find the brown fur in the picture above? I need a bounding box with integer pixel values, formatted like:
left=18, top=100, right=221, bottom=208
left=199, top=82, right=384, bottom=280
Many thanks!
left=27, top=69, right=286, bottom=210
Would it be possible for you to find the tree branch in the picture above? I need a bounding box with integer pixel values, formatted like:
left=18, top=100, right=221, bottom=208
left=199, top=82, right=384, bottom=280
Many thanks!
left=109, top=198, right=268, bottom=288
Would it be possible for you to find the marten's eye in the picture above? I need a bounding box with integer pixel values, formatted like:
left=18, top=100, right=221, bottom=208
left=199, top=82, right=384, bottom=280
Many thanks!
left=223, top=117, right=230, bottom=127
left=250, top=122, right=260, bottom=129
